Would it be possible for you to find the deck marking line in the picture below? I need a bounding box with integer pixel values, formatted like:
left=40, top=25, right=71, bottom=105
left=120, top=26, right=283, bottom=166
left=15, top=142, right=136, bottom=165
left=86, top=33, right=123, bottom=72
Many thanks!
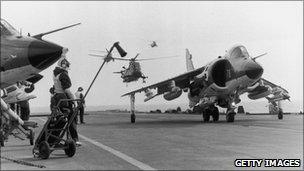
left=79, top=134, right=156, bottom=170
left=37, top=118, right=156, bottom=170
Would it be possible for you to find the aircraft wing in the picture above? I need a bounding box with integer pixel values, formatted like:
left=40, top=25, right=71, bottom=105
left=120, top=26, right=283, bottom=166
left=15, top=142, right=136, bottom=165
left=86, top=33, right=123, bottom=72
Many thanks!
left=260, top=78, right=289, bottom=93
left=246, top=78, right=290, bottom=104
left=122, top=67, right=204, bottom=97
left=260, top=78, right=290, bottom=102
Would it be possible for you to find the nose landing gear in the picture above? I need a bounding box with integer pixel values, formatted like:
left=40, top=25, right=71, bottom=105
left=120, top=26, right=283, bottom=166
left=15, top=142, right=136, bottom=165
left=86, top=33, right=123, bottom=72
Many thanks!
left=226, top=111, right=235, bottom=122
left=201, top=105, right=220, bottom=122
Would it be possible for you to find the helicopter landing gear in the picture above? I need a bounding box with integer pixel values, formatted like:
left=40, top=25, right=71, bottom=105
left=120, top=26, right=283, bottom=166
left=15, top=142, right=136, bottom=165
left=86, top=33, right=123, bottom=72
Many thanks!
left=130, top=94, right=136, bottom=123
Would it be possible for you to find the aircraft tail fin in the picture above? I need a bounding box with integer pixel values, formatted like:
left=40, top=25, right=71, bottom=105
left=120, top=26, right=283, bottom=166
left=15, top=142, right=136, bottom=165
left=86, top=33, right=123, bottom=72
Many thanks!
left=186, top=49, right=195, bottom=71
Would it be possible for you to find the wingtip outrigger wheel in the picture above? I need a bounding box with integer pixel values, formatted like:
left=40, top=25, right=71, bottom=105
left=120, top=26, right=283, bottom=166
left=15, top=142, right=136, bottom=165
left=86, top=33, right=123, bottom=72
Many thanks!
left=278, top=108, right=283, bottom=120
left=130, top=94, right=136, bottom=123
left=131, top=112, right=136, bottom=123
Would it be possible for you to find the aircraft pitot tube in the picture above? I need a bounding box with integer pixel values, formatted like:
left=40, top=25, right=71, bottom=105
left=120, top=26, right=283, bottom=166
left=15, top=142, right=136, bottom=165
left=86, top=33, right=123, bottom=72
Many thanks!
left=1, top=98, right=24, bottom=125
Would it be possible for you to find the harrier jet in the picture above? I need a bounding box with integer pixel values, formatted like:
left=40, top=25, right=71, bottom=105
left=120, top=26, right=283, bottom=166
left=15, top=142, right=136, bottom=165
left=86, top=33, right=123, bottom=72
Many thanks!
left=0, top=18, right=80, bottom=146
left=123, top=45, right=290, bottom=123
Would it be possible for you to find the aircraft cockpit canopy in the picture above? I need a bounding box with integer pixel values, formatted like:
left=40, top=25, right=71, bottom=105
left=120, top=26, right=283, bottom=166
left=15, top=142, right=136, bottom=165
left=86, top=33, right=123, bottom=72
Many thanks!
left=228, top=45, right=250, bottom=58
left=1, top=19, right=19, bottom=36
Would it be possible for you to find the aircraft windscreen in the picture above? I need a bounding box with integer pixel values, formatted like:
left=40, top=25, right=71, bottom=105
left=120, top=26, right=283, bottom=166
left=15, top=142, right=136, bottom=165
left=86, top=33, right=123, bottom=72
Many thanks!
left=229, top=46, right=249, bottom=58
left=1, top=19, right=19, bottom=36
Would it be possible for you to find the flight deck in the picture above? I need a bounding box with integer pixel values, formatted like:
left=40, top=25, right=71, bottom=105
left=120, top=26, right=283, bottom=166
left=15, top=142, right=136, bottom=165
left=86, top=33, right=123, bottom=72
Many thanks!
left=1, top=112, right=302, bottom=170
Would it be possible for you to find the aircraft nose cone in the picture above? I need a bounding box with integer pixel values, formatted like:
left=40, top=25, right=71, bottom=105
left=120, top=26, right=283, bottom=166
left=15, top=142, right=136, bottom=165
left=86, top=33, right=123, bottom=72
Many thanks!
left=28, top=40, right=63, bottom=70
left=245, top=61, right=263, bottom=79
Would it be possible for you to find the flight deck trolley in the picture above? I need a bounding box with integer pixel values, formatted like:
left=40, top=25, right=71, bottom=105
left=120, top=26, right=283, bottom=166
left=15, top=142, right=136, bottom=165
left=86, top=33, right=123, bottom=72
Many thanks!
left=32, top=99, right=81, bottom=159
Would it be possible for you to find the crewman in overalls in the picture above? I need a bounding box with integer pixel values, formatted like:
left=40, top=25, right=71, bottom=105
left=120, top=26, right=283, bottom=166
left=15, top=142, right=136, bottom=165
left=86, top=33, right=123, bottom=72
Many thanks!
left=52, top=48, right=81, bottom=146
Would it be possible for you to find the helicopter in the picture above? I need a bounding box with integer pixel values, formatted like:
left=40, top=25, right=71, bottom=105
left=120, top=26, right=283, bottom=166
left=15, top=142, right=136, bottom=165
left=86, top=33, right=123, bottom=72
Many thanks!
left=89, top=52, right=179, bottom=83
left=149, top=41, right=158, bottom=48
left=113, top=54, right=148, bottom=83
left=113, top=53, right=180, bottom=83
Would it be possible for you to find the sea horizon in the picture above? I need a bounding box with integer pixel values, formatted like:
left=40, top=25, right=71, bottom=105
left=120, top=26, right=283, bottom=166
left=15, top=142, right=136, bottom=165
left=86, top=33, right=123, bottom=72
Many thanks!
left=31, top=99, right=303, bottom=114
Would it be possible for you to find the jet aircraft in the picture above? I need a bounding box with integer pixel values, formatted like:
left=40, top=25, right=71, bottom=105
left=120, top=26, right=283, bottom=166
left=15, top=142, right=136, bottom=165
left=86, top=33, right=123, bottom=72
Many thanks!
left=122, top=45, right=290, bottom=123
left=0, top=18, right=80, bottom=146
left=1, top=19, right=80, bottom=88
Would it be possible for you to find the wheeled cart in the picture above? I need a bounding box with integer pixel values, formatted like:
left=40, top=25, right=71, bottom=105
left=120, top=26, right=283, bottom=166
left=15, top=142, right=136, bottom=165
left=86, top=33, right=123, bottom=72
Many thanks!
left=32, top=99, right=80, bottom=159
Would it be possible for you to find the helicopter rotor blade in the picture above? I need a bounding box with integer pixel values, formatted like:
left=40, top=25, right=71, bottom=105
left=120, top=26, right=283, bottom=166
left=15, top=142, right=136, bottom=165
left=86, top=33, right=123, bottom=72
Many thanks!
left=88, top=54, right=131, bottom=61
left=89, top=50, right=107, bottom=53
left=88, top=54, right=107, bottom=58
left=113, top=71, right=122, bottom=74
left=135, top=55, right=179, bottom=61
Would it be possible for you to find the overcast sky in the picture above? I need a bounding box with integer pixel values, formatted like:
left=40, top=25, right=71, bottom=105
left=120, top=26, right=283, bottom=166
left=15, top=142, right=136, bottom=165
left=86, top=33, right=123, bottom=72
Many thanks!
left=1, top=1, right=303, bottom=110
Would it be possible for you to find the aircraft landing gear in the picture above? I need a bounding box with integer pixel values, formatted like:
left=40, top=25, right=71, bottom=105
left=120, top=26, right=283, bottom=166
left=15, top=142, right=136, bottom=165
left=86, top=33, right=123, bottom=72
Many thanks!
left=130, top=94, right=136, bottom=123
left=131, top=112, right=136, bottom=123
left=202, top=105, right=219, bottom=122
left=212, top=106, right=219, bottom=122
left=202, top=108, right=211, bottom=122
left=226, top=111, right=235, bottom=122
left=278, top=108, right=283, bottom=120
left=0, top=130, right=4, bottom=147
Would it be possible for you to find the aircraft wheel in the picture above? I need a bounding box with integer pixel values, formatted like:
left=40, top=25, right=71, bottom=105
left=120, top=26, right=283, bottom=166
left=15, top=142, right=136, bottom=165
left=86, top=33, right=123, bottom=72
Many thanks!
left=226, top=112, right=235, bottom=122
left=278, top=111, right=283, bottom=120
left=131, top=114, right=136, bottom=123
left=29, top=129, right=35, bottom=146
left=203, top=109, right=211, bottom=122
left=64, top=139, right=76, bottom=157
left=0, top=131, right=4, bottom=147
left=39, top=141, right=51, bottom=159
left=212, top=107, right=219, bottom=122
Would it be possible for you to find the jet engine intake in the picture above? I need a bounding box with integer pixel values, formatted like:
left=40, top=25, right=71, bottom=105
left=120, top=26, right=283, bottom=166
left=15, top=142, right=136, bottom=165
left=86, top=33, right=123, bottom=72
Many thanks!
left=210, top=59, right=233, bottom=88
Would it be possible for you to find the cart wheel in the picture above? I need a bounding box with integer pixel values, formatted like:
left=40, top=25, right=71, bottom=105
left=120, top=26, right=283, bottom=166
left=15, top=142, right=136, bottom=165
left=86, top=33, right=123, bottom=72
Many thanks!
left=39, top=141, right=51, bottom=159
left=64, top=139, right=76, bottom=157
left=29, top=130, right=35, bottom=145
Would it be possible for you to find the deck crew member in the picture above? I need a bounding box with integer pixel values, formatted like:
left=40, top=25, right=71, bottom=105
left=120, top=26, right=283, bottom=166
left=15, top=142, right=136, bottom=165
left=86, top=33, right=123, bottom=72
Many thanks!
left=75, top=87, right=85, bottom=124
left=52, top=48, right=81, bottom=146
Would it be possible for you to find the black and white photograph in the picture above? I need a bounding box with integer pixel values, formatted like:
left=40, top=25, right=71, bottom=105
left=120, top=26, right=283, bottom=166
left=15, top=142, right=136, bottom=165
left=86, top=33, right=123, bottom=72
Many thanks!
left=0, top=1, right=303, bottom=170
